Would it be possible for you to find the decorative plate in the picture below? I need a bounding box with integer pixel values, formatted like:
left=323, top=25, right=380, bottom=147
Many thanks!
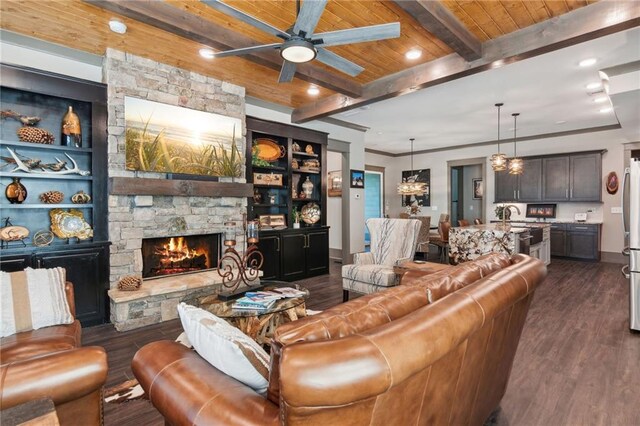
left=50, top=208, right=93, bottom=240
left=0, top=226, right=29, bottom=242
left=301, top=203, right=321, bottom=225
left=254, top=138, right=285, bottom=162
left=606, top=171, right=618, bottom=195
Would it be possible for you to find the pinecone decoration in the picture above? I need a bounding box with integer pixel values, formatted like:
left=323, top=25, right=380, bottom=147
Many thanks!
left=39, top=191, right=64, bottom=204
left=17, top=126, right=55, bottom=144
left=118, top=275, right=142, bottom=291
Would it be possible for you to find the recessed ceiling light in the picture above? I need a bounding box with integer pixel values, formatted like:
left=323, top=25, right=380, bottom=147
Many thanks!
left=579, top=58, right=597, bottom=67
left=586, top=82, right=602, bottom=90
left=593, top=96, right=608, bottom=103
left=405, top=49, right=422, bottom=60
left=307, top=86, right=320, bottom=96
left=377, top=131, right=383, bottom=135
left=600, top=107, right=613, bottom=113
left=199, top=48, right=215, bottom=59
left=108, top=19, right=127, bottom=34
left=555, top=120, right=567, bottom=125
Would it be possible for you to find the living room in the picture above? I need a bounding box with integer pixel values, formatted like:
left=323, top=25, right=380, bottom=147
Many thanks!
left=1, top=1, right=639, bottom=425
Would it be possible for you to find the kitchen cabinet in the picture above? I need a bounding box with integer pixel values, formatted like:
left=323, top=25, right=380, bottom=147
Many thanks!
left=549, top=224, right=567, bottom=257
left=549, top=223, right=600, bottom=261
left=495, top=151, right=603, bottom=203
left=259, top=227, right=330, bottom=282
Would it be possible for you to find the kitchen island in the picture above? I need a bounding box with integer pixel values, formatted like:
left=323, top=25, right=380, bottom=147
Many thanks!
left=449, top=223, right=551, bottom=265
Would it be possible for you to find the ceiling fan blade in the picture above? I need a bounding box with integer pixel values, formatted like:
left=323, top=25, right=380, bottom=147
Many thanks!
left=279, top=61, right=297, bottom=83
left=201, top=0, right=290, bottom=39
left=314, top=22, right=400, bottom=47
left=293, top=0, right=327, bottom=37
left=315, top=48, right=364, bottom=77
left=213, top=43, right=281, bottom=58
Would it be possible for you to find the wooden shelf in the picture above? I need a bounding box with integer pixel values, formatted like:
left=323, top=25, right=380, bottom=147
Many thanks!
left=253, top=184, right=287, bottom=189
left=253, top=203, right=287, bottom=207
left=0, top=203, right=93, bottom=209
left=0, top=172, right=93, bottom=180
left=1, top=140, right=92, bottom=153
left=292, top=169, right=320, bottom=174
left=292, top=151, right=319, bottom=158
left=252, top=164, right=287, bottom=171
left=109, top=177, right=253, bottom=197
left=292, top=198, right=319, bottom=202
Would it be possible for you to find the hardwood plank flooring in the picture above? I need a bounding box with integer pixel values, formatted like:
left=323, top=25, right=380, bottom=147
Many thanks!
left=83, top=257, right=640, bottom=426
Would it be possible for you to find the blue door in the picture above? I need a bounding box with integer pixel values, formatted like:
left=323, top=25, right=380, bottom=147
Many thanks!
left=364, top=171, right=383, bottom=245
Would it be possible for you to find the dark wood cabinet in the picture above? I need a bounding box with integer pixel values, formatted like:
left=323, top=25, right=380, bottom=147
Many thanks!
left=570, top=153, right=602, bottom=202
left=495, top=151, right=603, bottom=203
left=0, top=64, right=110, bottom=325
left=258, top=227, right=330, bottom=282
left=256, top=235, right=281, bottom=280
left=549, top=223, right=600, bottom=261
left=518, top=158, right=543, bottom=201
left=494, top=170, right=518, bottom=202
left=542, top=156, right=570, bottom=201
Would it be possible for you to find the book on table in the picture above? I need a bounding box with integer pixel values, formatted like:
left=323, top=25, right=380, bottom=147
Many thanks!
left=233, top=297, right=277, bottom=311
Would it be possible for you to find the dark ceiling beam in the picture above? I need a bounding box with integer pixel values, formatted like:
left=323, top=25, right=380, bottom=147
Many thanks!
left=292, top=1, right=640, bottom=124
left=85, top=0, right=362, bottom=98
left=391, top=0, right=481, bottom=61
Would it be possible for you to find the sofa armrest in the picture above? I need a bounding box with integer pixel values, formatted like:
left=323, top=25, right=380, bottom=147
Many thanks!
left=0, top=346, right=107, bottom=409
left=132, top=341, right=279, bottom=426
left=353, top=252, right=374, bottom=265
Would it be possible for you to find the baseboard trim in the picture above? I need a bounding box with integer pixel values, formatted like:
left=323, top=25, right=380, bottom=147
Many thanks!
left=329, top=248, right=342, bottom=260
left=601, top=251, right=627, bottom=264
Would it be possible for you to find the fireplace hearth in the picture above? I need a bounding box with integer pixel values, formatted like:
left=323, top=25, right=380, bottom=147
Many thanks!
left=141, top=233, right=221, bottom=279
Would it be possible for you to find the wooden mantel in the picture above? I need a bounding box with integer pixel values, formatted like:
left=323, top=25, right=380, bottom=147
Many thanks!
left=109, top=177, right=253, bottom=197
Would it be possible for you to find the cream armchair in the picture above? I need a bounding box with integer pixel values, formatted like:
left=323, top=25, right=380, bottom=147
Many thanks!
left=342, top=218, right=421, bottom=301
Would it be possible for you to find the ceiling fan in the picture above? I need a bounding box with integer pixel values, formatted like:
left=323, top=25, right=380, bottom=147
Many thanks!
left=202, top=0, right=401, bottom=82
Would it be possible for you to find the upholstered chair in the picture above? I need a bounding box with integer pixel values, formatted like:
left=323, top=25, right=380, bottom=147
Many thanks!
left=414, top=216, right=431, bottom=260
left=458, top=219, right=470, bottom=227
left=342, top=218, right=421, bottom=301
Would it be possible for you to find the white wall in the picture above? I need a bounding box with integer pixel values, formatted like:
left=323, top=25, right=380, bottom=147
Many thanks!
left=462, top=165, right=482, bottom=222
left=326, top=151, right=342, bottom=251
left=366, top=129, right=629, bottom=254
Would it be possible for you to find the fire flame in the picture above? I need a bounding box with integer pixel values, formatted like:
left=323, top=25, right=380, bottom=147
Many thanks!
left=161, top=237, right=199, bottom=262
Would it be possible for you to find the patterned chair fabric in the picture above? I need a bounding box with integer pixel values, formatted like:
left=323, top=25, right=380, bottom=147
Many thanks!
left=342, top=218, right=421, bottom=299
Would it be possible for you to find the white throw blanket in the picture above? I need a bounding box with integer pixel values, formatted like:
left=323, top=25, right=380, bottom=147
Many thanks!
left=1, top=267, right=73, bottom=337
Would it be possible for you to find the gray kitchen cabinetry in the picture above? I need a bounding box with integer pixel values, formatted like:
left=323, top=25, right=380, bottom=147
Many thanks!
left=570, top=153, right=602, bottom=202
left=518, top=158, right=543, bottom=202
left=549, top=223, right=600, bottom=261
left=542, top=156, right=570, bottom=201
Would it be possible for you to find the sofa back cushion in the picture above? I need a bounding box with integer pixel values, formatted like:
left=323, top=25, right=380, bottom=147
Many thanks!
left=267, top=253, right=511, bottom=403
left=0, top=268, right=73, bottom=338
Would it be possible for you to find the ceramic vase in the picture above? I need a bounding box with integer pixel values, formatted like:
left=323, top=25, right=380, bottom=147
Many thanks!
left=5, top=177, right=27, bottom=204
left=302, top=176, right=314, bottom=198
left=61, top=106, right=82, bottom=148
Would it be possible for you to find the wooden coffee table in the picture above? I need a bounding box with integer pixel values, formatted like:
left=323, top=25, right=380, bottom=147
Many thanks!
left=393, top=261, right=451, bottom=284
left=185, top=281, right=309, bottom=345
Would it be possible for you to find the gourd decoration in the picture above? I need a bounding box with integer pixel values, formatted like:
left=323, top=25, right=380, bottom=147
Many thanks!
left=71, top=190, right=91, bottom=204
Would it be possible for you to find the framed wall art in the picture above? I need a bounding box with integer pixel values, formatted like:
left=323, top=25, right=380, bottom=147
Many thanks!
left=124, top=96, right=243, bottom=177
left=401, top=169, right=430, bottom=207
left=350, top=169, right=364, bottom=188
left=328, top=170, right=342, bottom=197
left=473, top=178, right=483, bottom=199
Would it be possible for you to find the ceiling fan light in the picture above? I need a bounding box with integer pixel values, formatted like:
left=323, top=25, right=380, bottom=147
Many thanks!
left=281, top=39, right=317, bottom=63
left=508, top=158, right=524, bottom=175
left=491, top=153, right=508, bottom=172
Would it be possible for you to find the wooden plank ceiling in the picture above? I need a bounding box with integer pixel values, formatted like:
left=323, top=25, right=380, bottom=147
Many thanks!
left=0, top=0, right=596, bottom=111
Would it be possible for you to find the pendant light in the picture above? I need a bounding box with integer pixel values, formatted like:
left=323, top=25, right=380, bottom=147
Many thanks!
left=508, top=113, right=524, bottom=175
left=398, top=138, right=428, bottom=196
left=490, top=102, right=507, bottom=172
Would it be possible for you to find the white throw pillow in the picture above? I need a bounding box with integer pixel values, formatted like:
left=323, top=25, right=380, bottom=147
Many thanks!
left=177, top=303, right=270, bottom=395
left=1, top=267, right=73, bottom=337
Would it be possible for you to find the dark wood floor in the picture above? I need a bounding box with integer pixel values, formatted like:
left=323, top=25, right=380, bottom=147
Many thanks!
left=84, top=257, right=640, bottom=426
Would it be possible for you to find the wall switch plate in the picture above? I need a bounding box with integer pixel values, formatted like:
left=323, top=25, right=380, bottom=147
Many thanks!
left=432, top=206, right=438, bottom=211
left=354, top=193, right=361, bottom=199
left=611, top=207, right=623, bottom=214
left=469, top=205, right=474, bottom=211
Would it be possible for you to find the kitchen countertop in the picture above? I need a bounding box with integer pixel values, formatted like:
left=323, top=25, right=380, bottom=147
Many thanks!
left=453, top=224, right=531, bottom=234
left=490, top=219, right=602, bottom=225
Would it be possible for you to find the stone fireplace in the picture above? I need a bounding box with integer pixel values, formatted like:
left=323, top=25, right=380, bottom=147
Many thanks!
left=104, top=49, right=249, bottom=331
left=141, top=233, right=222, bottom=279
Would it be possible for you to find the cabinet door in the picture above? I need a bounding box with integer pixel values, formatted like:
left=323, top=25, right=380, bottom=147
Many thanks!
left=281, top=233, right=307, bottom=281
left=306, top=230, right=329, bottom=277
left=36, top=246, right=109, bottom=326
left=543, top=156, right=570, bottom=201
left=549, top=226, right=566, bottom=257
left=494, top=171, right=518, bottom=202
left=566, top=232, right=599, bottom=260
left=518, top=158, right=542, bottom=201
left=257, top=235, right=281, bottom=280
left=570, top=153, right=601, bottom=202
left=0, top=254, right=32, bottom=272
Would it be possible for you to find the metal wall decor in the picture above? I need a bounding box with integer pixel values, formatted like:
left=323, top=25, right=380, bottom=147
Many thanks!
left=217, top=219, right=264, bottom=296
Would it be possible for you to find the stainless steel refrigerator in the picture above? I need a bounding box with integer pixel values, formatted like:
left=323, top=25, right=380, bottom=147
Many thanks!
left=622, top=149, right=640, bottom=331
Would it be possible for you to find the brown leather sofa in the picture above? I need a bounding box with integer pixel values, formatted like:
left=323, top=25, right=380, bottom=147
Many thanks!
left=0, top=282, right=108, bottom=425
left=132, top=253, right=546, bottom=425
